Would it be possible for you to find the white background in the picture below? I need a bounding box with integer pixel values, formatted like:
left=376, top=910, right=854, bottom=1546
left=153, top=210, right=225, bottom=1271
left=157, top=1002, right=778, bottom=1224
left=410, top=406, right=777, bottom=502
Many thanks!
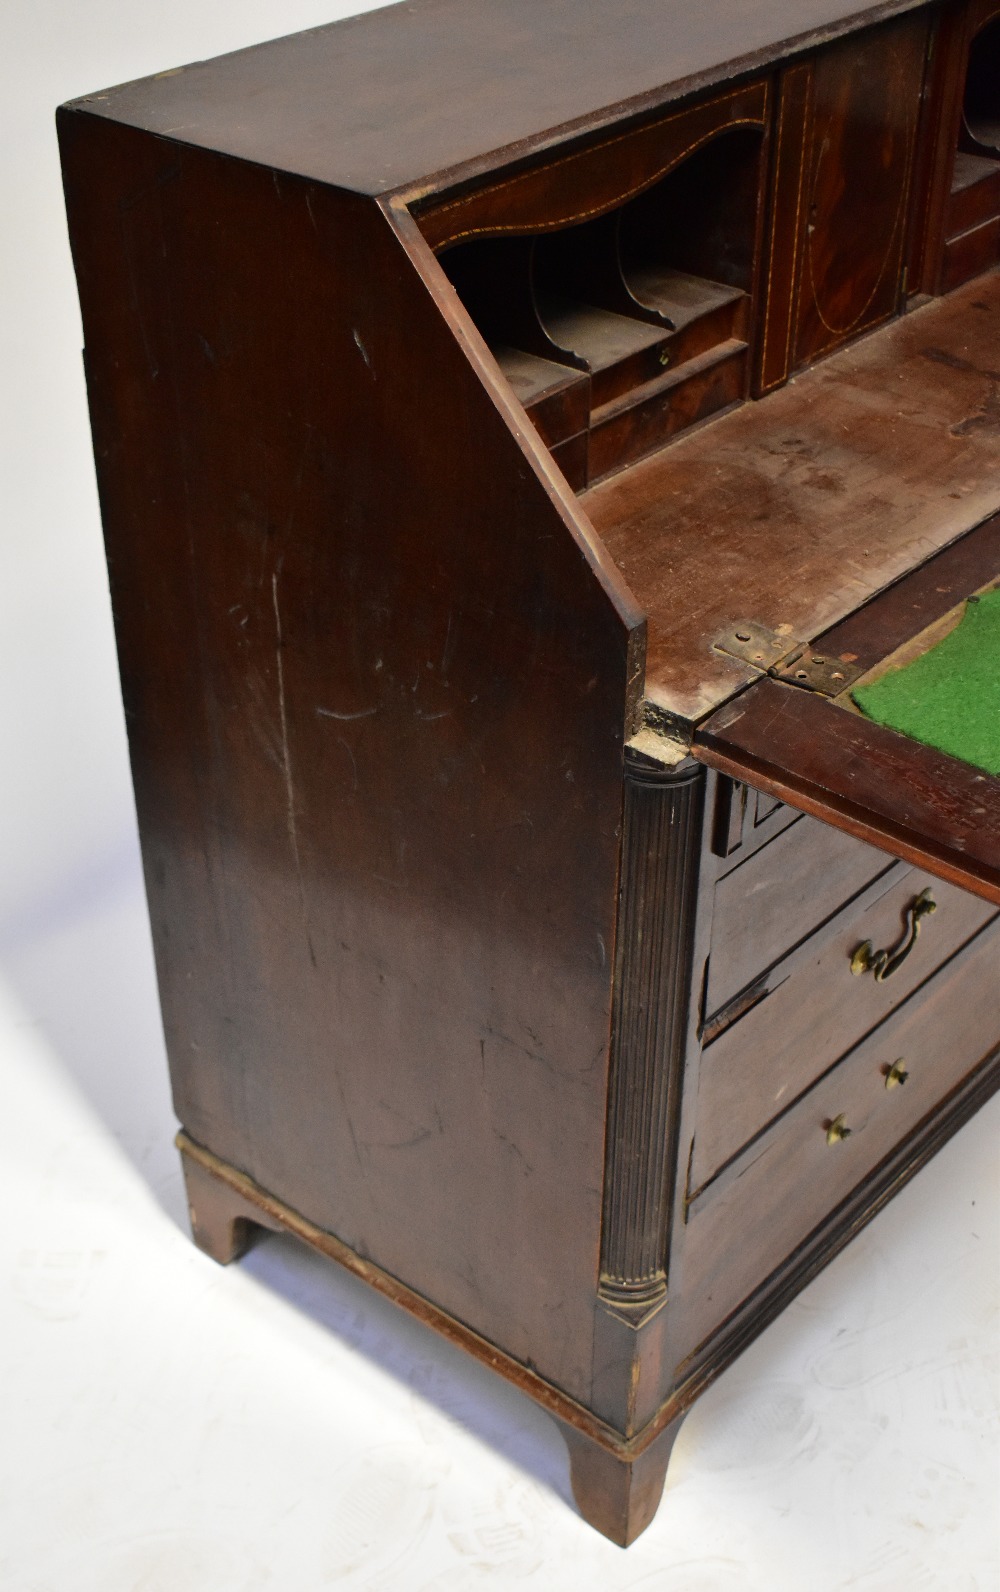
left=1, top=3, right=998, bottom=1586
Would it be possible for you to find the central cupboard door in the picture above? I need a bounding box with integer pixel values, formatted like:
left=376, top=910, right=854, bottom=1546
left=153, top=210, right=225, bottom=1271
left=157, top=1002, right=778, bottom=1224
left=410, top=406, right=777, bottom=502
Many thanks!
left=794, top=12, right=930, bottom=367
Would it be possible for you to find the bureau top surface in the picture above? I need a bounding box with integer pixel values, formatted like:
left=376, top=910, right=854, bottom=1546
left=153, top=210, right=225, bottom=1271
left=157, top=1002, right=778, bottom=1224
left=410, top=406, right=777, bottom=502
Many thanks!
left=62, top=0, right=929, bottom=197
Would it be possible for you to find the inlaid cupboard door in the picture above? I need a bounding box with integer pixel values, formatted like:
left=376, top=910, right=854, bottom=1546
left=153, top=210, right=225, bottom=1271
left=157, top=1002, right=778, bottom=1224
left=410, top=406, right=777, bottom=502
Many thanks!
left=793, top=12, right=930, bottom=367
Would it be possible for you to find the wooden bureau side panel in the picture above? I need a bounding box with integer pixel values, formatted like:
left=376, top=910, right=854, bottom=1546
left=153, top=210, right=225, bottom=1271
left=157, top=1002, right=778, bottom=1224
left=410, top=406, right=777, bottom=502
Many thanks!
left=793, top=13, right=929, bottom=367
left=678, top=917, right=1000, bottom=1346
left=59, top=111, right=641, bottom=1404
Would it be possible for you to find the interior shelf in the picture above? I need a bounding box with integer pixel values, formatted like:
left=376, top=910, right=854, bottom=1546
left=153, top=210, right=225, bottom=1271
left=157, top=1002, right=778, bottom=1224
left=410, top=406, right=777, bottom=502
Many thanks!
left=439, top=127, right=762, bottom=489
left=961, top=13, right=1000, bottom=156
left=536, top=303, right=672, bottom=407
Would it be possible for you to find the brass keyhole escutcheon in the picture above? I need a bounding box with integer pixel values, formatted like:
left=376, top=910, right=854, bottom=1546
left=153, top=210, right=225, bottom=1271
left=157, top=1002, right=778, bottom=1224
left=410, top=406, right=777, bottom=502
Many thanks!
left=884, top=1058, right=909, bottom=1090
left=658, top=348, right=671, bottom=368
left=826, top=1113, right=852, bottom=1145
left=850, top=888, right=937, bottom=982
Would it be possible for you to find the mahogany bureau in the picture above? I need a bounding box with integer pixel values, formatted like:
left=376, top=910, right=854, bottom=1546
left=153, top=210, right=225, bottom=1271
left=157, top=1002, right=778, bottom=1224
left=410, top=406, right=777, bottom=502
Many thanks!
left=59, top=0, right=1000, bottom=1545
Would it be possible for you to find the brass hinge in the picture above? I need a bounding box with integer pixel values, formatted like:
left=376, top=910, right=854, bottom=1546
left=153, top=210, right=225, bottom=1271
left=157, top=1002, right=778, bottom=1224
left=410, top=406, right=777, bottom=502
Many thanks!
left=713, top=621, right=865, bottom=697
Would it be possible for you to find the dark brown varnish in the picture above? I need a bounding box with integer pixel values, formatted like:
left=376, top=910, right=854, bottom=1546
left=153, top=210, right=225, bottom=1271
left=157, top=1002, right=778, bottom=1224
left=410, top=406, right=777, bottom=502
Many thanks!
left=60, top=0, right=1000, bottom=1549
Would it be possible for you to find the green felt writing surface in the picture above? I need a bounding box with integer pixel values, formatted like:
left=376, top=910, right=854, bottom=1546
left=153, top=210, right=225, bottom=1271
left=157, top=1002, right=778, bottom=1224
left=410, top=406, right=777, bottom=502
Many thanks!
left=852, top=586, right=1000, bottom=775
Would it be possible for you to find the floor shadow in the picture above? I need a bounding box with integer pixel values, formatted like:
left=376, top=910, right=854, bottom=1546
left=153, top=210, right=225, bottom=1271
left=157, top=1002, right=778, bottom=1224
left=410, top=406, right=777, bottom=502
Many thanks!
left=0, top=833, right=184, bottom=1222
left=239, top=1224, right=575, bottom=1508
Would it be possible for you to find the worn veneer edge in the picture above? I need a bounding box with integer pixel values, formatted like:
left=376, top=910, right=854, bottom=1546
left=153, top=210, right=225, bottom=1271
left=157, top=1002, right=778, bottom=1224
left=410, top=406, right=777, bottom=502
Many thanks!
left=626, top=723, right=693, bottom=768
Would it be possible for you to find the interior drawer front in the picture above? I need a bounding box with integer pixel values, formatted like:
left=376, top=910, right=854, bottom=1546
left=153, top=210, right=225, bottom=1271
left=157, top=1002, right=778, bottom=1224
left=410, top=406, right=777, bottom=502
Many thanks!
left=945, top=159, right=1000, bottom=238
left=682, top=920, right=1000, bottom=1331
left=707, top=811, right=892, bottom=1015
left=941, top=215, right=1000, bottom=294
left=692, top=869, right=996, bottom=1191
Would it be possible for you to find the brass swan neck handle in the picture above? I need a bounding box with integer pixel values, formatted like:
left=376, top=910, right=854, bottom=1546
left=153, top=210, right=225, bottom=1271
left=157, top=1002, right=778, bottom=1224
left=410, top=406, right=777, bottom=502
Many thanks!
left=850, top=888, right=937, bottom=983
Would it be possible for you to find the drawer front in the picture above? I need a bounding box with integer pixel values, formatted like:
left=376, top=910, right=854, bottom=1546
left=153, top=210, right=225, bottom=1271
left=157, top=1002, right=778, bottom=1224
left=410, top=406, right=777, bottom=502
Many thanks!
left=712, top=776, right=800, bottom=865
left=941, top=215, right=1000, bottom=294
left=945, top=155, right=1000, bottom=239
left=693, top=869, right=996, bottom=1191
left=707, top=811, right=893, bottom=1016
left=681, top=920, right=1000, bottom=1332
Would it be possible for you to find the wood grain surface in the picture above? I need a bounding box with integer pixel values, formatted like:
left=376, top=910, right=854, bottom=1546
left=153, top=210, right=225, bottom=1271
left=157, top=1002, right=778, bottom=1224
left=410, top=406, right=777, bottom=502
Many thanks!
left=814, top=508, right=1000, bottom=667
left=695, top=676, right=1000, bottom=903
left=584, top=271, right=1000, bottom=722
left=793, top=13, right=928, bottom=365
left=706, top=813, right=892, bottom=1016
left=679, top=919, right=1000, bottom=1337
left=418, top=81, right=769, bottom=251
left=62, top=0, right=934, bottom=200
left=59, top=111, right=640, bottom=1405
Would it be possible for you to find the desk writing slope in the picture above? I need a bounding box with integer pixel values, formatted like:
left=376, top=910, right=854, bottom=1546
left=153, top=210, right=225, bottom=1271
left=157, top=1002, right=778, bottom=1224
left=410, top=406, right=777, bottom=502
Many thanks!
left=59, top=0, right=1000, bottom=1547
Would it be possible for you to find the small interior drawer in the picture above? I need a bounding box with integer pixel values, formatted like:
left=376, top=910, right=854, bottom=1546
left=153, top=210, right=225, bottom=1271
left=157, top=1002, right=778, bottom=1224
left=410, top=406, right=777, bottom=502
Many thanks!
left=494, top=346, right=590, bottom=447
left=707, top=810, right=893, bottom=1017
left=682, top=918, right=1000, bottom=1331
left=940, top=213, right=1000, bottom=293
left=946, top=151, right=1000, bottom=238
left=692, top=867, right=997, bottom=1192
left=587, top=340, right=747, bottom=482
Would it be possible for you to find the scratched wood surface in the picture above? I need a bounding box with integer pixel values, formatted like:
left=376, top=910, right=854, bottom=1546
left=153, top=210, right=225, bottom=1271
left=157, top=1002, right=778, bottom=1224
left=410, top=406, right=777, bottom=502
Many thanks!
left=59, top=110, right=639, bottom=1406
left=583, top=269, right=1000, bottom=723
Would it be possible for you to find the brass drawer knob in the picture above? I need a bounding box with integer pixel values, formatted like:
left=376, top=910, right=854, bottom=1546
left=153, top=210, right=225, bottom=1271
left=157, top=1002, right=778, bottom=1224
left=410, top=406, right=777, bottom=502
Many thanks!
left=884, top=1058, right=909, bottom=1089
left=826, top=1113, right=852, bottom=1145
left=850, top=888, right=936, bottom=982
